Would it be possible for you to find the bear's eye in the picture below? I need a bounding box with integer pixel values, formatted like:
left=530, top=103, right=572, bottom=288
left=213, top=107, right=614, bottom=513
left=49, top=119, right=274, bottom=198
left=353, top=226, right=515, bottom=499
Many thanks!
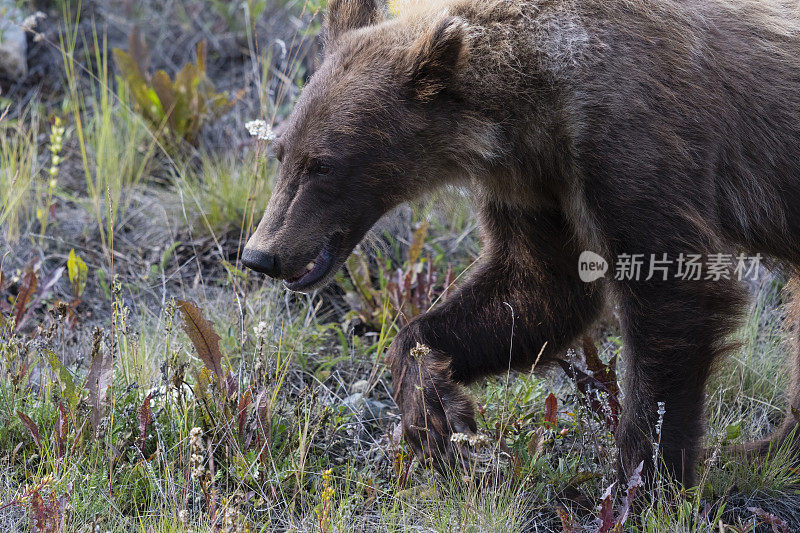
left=308, top=160, right=332, bottom=176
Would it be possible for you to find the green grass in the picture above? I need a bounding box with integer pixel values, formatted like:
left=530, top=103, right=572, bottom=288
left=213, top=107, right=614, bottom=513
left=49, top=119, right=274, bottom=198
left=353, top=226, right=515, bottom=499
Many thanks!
left=0, top=108, right=39, bottom=242
left=59, top=24, right=160, bottom=256
left=176, top=151, right=275, bottom=240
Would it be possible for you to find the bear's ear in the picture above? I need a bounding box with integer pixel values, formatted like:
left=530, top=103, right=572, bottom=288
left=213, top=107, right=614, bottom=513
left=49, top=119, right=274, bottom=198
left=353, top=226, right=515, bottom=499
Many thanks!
left=326, top=0, right=383, bottom=42
left=407, top=16, right=469, bottom=101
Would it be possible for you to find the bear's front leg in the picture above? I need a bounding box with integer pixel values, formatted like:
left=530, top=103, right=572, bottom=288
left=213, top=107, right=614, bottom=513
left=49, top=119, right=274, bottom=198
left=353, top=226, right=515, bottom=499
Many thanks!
left=387, top=207, right=604, bottom=468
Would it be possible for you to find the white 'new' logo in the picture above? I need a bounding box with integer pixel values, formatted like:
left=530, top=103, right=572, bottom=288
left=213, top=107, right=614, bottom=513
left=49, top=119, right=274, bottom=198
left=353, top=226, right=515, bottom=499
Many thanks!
left=578, top=251, right=608, bottom=283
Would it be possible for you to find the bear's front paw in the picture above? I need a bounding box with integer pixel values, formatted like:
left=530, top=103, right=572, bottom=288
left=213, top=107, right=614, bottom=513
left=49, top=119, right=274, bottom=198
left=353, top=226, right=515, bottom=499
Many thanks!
left=390, top=345, right=477, bottom=470
left=400, top=384, right=477, bottom=471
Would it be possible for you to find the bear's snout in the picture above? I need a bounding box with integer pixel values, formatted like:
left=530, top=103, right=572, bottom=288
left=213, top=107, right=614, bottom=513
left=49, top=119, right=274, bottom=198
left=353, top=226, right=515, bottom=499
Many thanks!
left=241, top=248, right=281, bottom=278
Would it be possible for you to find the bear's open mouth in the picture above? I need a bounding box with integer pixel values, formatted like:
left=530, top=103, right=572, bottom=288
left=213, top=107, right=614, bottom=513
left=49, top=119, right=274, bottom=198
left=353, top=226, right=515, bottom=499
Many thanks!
left=284, top=232, right=343, bottom=291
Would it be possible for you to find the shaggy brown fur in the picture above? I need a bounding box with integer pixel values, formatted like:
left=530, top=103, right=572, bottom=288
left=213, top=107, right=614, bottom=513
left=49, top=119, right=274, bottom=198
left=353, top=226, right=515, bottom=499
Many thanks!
left=242, top=0, right=800, bottom=486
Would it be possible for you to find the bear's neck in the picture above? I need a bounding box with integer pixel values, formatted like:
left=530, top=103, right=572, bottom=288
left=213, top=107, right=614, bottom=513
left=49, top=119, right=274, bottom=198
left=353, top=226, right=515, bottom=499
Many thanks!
left=446, top=2, right=578, bottom=206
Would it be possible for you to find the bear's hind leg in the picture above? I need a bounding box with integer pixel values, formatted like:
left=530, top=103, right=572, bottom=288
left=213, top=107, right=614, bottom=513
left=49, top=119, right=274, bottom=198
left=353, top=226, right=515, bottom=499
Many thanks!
left=616, top=277, right=748, bottom=486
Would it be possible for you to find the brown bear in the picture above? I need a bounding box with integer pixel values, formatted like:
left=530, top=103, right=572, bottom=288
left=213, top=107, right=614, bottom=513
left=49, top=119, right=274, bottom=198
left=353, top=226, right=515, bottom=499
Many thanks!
left=241, top=0, right=800, bottom=486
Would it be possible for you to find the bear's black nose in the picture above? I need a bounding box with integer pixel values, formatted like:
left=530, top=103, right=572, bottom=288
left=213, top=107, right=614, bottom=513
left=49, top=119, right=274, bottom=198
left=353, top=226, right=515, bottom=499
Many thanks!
left=241, top=248, right=280, bottom=277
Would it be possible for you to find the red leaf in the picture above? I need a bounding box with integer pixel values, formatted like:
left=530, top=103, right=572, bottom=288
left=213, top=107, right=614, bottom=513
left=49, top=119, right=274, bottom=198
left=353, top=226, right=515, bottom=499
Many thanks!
left=30, top=488, right=60, bottom=533
left=138, top=393, right=152, bottom=453
left=748, top=507, right=789, bottom=533
left=582, top=336, right=620, bottom=399
left=13, top=269, right=37, bottom=329
left=84, top=329, right=112, bottom=434
left=391, top=422, right=403, bottom=448
left=16, top=267, right=65, bottom=332
left=440, top=265, right=453, bottom=299
left=30, top=487, right=44, bottom=516
left=544, top=393, right=558, bottom=426
left=616, top=461, right=644, bottom=527
left=18, top=411, right=41, bottom=449
left=30, top=490, right=47, bottom=532
left=176, top=301, right=225, bottom=383
left=253, top=390, right=272, bottom=462
left=237, top=387, right=253, bottom=442
left=55, top=403, right=68, bottom=458
left=557, top=358, right=620, bottom=432
left=224, top=371, right=238, bottom=400
left=597, top=482, right=616, bottom=533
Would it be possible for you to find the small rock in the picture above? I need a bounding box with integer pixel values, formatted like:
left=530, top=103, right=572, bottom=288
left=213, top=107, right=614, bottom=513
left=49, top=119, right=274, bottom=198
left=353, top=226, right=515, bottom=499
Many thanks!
left=343, top=392, right=365, bottom=412
left=0, top=2, right=27, bottom=79
left=351, top=379, right=369, bottom=394
left=342, top=393, right=392, bottom=426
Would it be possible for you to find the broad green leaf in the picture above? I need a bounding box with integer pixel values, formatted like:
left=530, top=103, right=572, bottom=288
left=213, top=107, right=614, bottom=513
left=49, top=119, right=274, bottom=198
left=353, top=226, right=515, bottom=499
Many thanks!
left=113, top=40, right=234, bottom=144
left=725, top=422, right=742, bottom=441
left=67, top=249, right=88, bottom=298
left=46, top=350, right=79, bottom=411
left=151, top=70, right=176, bottom=130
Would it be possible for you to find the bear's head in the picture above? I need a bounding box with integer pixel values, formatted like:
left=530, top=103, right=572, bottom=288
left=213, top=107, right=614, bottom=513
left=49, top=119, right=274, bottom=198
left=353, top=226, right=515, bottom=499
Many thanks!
left=242, top=0, right=478, bottom=291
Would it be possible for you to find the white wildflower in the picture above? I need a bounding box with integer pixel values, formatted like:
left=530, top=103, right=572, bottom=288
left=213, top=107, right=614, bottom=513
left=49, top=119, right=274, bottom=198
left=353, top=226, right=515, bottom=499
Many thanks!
left=450, top=432, right=469, bottom=444
left=191, top=462, right=205, bottom=482
left=189, top=427, right=203, bottom=448
left=245, top=120, right=276, bottom=142
left=410, top=342, right=432, bottom=362
left=652, top=401, right=666, bottom=469
left=468, top=433, right=490, bottom=448
left=253, top=321, right=269, bottom=340
left=223, top=506, right=237, bottom=531
left=189, top=427, right=205, bottom=483
left=654, top=401, right=666, bottom=437
left=178, top=509, right=189, bottom=524
left=21, top=11, right=46, bottom=32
